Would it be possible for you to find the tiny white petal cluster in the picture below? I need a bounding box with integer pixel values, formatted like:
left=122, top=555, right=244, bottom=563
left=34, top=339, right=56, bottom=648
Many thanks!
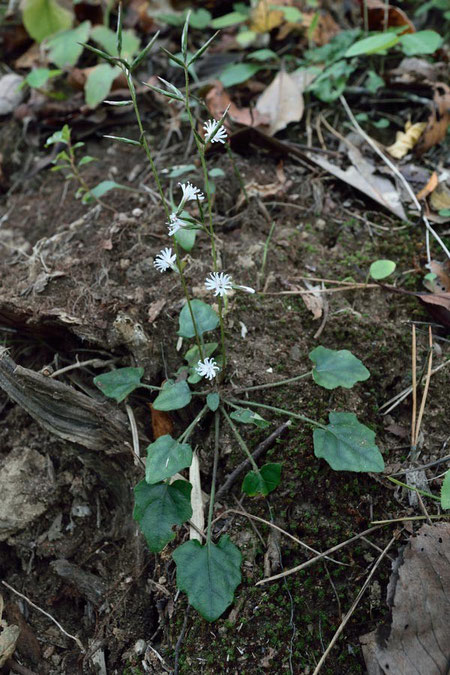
left=203, top=119, right=228, bottom=145
left=196, top=357, right=220, bottom=381
left=179, top=181, right=204, bottom=203
left=167, top=213, right=187, bottom=236
left=205, top=272, right=233, bottom=297
left=154, top=247, right=176, bottom=273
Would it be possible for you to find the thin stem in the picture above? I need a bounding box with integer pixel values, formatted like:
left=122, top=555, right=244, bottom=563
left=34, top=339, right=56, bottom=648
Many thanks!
left=260, top=221, right=276, bottom=286
left=386, top=476, right=440, bottom=502
left=225, top=144, right=248, bottom=205
left=227, top=398, right=327, bottom=430
left=207, top=411, right=220, bottom=547
left=218, top=297, right=226, bottom=377
left=178, top=404, right=209, bottom=444
left=221, top=406, right=259, bottom=472
left=234, top=370, right=312, bottom=394
left=140, top=384, right=163, bottom=391
left=122, top=67, right=170, bottom=220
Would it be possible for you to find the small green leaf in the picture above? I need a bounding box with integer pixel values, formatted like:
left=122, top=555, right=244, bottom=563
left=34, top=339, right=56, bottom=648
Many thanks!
left=174, top=226, right=196, bottom=252
left=87, top=180, right=129, bottom=200
left=24, top=67, right=62, bottom=88
left=242, top=463, right=281, bottom=497
left=181, top=10, right=190, bottom=60
left=441, top=470, right=450, bottom=510
left=85, top=63, right=118, bottom=108
left=188, top=31, right=220, bottom=66
left=438, top=209, right=450, bottom=218
left=399, top=30, right=443, bottom=56
left=207, top=393, right=220, bottom=412
left=47, top=20, right=91, bottom=67
left=230, top=407, right=270, bottom=429
left=236, top=30, right=257, bottom=47
left=173, top=535, right=242, bottom=621
left=184, top=342, right=218, bottom=366
left=248, top=48, right=278, bottom=61
left=365, top=70, right=384, bottom=93
left=103, top=135, right=141, bottom=146
left=219, top=63, right=261, bottom=88
left=211, top=11, right=248, bottom=28
left=189, top=8, right=212, bottom=30
left=134, top=479, right=192, bottom=552
left=345, top=33, right=399, bottom=57
left=313, top=412, right=384, bottom=472
left=309, top=346, right=370, bottom=390
left=22, top=0, right=73, bottom=43
left=130, top=32, right=160, bottom=71
left=78, top=155, right=96, bottom=166
left=145, top=435, right=192, bottom=484
left=45, top=124, right=71, bottom=146
left=152, top=380, right=192, bottom=411
left=168, top=164, right=196, bottom=178
left=369, top=259, right=396, bottom=280
left=208, top=168, right=225, bottom=178
left=178, top=299, right=219, bottom=338
left=307, top=60, right=356, bottom=102
left=94, top=367, right=143, bottom=402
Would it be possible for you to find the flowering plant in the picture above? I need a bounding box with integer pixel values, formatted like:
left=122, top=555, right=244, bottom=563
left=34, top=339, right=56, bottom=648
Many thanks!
left=92, top=9, right=384, bottom=624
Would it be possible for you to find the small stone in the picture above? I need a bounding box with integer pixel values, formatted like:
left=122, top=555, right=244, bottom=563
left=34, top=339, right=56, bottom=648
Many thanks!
left=134, top=639, right=146, bottom=655
left=132, top=208, right=143, bottom=217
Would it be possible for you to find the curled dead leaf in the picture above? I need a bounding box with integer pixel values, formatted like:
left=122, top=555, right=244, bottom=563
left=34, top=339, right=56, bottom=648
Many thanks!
left=255, top=70, right=305, bottom=135
left=415, top=82, right=450, bottom=155
left=424, top=260, right=450, bottom=293
left=386, top=121, right=427, bottom=159
left=357, top=0, right=415, bottom=33
left=150, top=403, right=173, bottom=440
left=416, top=171, right=438, bottom=200
left=204, top=80, right=269, bottom=130
left=250, top=0, right=284, bottom=33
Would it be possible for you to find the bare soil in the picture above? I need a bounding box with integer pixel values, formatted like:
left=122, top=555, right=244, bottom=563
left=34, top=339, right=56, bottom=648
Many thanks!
left=1, top=114, right=449, bottom=675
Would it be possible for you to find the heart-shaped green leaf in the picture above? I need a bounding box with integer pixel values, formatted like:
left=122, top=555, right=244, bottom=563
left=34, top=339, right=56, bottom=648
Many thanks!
left=173, top=535, right=242, bottom=621
left=178, top=300, right=219, bottom=338
left=152, top=380, right=192, bottom=411
left=47, top=20, right=91, bottom=67
left=145, top=435, right=193, bottom=484
left=230, top=407, right=270, bottom=429
left=206, top=393, right=220, bottom=412
left=22, top=0, right=73, bottom=43
left=94, top=367, right=143, bottom=402
left=242, top=463, right=282, bottom=497
left=184, top=342, right=218, bottom=366
left=369, top=259, right=396, bottom=280
left=309, top=346, right=370, bottom=390
left=313, top=412, right=384, bottom=472
left=133, top=479, right=192, bottom=552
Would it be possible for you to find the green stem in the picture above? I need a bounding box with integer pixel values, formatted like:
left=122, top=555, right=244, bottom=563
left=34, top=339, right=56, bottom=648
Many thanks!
left=226, top=398, right=327, bottom=430
left=123, top=67, right=170, bottom=220
left=140, top=384, right=162, bottom=391
left=207, top=411, right=220, bottom=547
left=221, top=406, right=259, bottom=472
left=225, top=144, right=248, bottom=205
left=387, top=476, right=440, bottom=502
left=178, top=404, right=209, bottom=444
left=234, top=370, right=312, bottom=394
left=175, top=244, right=204, bottom=360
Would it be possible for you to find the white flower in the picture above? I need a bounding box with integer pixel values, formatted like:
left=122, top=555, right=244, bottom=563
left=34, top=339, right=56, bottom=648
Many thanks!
left=203, top=119, right=228, bottom=145
left=205, top=272, right=233, bottom=297
left=154, top=247, right=176, bottom=273
left=179, top=181, right=204, bottom=203
left=196, top=357, right=220, bottom=380
left=167, top=213, right=188, bottom=236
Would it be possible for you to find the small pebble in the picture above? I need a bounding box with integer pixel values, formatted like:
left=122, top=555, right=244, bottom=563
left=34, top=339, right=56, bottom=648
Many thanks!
left=132, top=208, right=143, bottom=217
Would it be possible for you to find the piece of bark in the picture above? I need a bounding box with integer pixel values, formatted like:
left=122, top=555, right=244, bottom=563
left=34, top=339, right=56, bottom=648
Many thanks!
left=0, top=347, right=129, bottom=454
left=50, top=560, right=107, bottom=606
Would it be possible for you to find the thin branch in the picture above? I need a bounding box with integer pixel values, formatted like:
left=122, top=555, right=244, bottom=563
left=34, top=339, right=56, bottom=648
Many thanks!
left=312, top=534, right=398, bottom=674
left=2, top=581, right=85, bottom=652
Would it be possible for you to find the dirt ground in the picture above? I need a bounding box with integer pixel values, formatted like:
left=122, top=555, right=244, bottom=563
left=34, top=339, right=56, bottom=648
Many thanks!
left=0, top=109, right=449, bottom=675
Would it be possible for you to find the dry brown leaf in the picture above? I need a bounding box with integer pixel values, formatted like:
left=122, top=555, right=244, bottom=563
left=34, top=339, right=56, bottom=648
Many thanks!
left=255, top=70, right=305, bottom=135
left=300, top=282, right=324, bottom=320
left=147, top=298, right=166, bottom=323
left=418, top=292, right=450, bottom=328
left=357, top=0, right=415, bottom=33
left=204, top=80, right=268, bottom=130
left=424, top=260, right=450, bottom=293
left=386, top=121, right=427, bottom=159
left=250, top=0, right=284, bottom=33
left=430, top=181, right=450, bottom=212
left=389, top=57, right=439, bottom=85
left=416, top=83, right=450, bottom=155
left=236, top=178, right=289, bottom=209
left=306, top=150, right=407, bottom=220
left=301, top=11, right=340, bottom=46
left=150, top=403, right=173, bottom=440
left=361, top=523, right=450, bottom=675
left=416, top=170, right=438, bottom=200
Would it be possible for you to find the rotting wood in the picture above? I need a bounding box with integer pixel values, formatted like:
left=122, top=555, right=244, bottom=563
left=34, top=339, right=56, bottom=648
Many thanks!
left=0, top=346, right=130, bottom=454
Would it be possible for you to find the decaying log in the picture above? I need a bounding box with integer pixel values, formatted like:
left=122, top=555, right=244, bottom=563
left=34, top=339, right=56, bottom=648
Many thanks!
left=0, top=346, right=130, bottom=454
